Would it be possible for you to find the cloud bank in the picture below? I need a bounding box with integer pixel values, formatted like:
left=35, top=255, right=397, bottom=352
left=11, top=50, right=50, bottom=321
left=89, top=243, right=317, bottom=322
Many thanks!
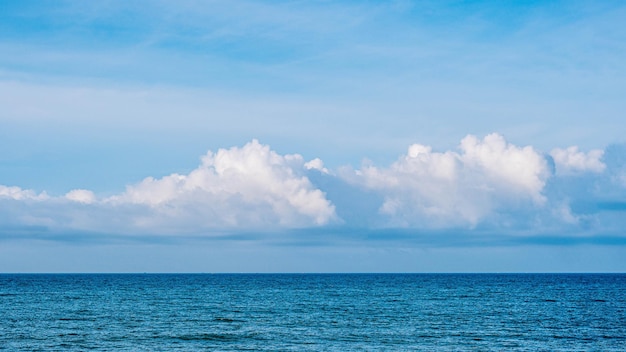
left=1, top=140, right=335, bottom=235
left=1, top=134, right=624, bottom=241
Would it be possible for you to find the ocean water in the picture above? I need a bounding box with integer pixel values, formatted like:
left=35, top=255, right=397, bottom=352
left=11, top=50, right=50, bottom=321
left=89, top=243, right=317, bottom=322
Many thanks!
left=1, top=274, right=624, bottom=351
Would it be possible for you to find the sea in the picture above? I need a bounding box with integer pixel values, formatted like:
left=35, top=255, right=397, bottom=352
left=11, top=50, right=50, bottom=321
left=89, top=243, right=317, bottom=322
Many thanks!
left=1, top=274, right=624, bottom=351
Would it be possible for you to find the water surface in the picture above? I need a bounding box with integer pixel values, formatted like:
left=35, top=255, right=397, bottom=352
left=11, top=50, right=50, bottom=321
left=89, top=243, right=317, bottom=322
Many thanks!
left=1, top=274, right=624, bottom=350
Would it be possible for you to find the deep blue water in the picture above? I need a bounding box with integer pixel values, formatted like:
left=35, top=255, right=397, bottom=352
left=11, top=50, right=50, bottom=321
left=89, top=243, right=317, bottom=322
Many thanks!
left=1, top=274, right=625, bottom=351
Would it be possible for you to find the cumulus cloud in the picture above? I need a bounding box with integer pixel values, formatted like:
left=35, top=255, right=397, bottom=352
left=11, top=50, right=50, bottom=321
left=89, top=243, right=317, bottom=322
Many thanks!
left=550, top=146, right=605, bottom=174
left=0, top=185, right=48, bottom=201
left=342, top=133, right=552, bottom=227
left=65, top=189, right=96, bottom=204
left=304, top=158, right=329, bottom=174
left=108, top=140, right=336, bottom=229
left=1, top=136, right=624, bottom=239
left=0, top=140, right=336, bottom=235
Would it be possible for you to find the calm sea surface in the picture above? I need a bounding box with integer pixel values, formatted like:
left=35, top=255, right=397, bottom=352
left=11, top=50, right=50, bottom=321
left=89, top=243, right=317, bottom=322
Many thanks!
left=1, top=274, right=624, bottom=351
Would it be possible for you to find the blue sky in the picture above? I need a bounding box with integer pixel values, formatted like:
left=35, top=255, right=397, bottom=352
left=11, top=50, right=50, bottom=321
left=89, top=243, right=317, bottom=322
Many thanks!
left=1, top=0, right=625, bottom=272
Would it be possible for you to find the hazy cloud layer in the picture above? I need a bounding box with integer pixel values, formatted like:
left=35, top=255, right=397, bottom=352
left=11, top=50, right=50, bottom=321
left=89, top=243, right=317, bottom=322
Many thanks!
left=1, top=134, right=625, bottom=239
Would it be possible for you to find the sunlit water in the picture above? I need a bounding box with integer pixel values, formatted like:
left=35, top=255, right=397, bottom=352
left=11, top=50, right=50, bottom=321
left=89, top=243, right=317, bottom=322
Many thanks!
left=1, top=274, right=625, bottom=351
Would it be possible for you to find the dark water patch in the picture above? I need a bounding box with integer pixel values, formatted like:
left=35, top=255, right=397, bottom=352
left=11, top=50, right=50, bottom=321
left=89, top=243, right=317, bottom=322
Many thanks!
left=177, top=333, right=236, bottom=341
left=58, top=317, right=94, bottom=321
left=213, top=317, right=242, bottom=323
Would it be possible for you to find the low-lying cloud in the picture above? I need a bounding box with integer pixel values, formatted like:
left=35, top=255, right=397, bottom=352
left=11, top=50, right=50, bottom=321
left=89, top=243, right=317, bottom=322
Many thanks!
left=110, top=139, right=336, bottom=229
left=0, top=185, right=48, bottom=201
left=1, top=134, right=624, bottom=240
left=340, top=134, right=551, bottom=227
left=550, top=146, right=605, bottom=174
left=1, top=140, right=336, bottom=234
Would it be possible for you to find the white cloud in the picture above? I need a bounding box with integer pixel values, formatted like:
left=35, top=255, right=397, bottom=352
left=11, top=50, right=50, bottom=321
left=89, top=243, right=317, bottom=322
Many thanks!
left=65, top=189, right=96, bottom=204
left=0, top=185, right=48, bottom=201
left=109, top=140, right=336, bottom=229
left=550, top=146, right=605, bottom=174
left=1, top=136, right=624, bottom=238
left=343, top=133, right=551, bottom=227
left=460, top=134, right=550, bottom=200
left=304, top=158, right=329, bottom=174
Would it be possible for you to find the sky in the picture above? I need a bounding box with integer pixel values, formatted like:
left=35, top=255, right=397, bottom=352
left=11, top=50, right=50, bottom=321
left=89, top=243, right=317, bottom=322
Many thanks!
left=1, top=0, right=626, bottom=272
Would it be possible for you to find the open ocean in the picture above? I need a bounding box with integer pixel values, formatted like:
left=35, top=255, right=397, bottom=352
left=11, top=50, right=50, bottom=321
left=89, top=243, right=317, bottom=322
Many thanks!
left=1, top=273, right=624, bottom=351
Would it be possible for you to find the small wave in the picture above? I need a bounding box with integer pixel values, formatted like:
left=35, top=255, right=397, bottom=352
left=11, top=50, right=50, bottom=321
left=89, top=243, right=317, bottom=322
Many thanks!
left=213, top=317, right=240, bottom=323
left=59, top=317, right=94, bottom=321
left=603, top=335, right=626, bottom=339
left=176, top=333, right=245, bottom=342
left=552, top=335, right=579, bottom=340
